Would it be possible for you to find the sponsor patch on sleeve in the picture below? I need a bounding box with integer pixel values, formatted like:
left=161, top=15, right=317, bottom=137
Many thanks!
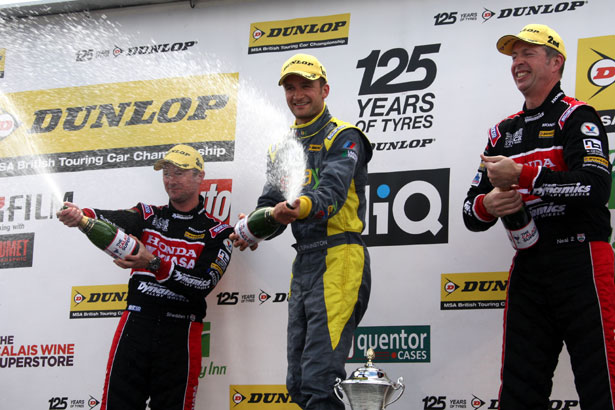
left=471, top=172, right=482, bottom=187
left=223, top=238, right=233, bottom=253
left=141, top=203, right=155, bottom=220
left=583, top=138, right=603, bottom=153
left=581, top=122, right=600, bottom=136
left=583, top=156, right=609, bottom=167
left=215, top=249, right=230, bottom=270
left=209, top=222, right=231, bottom=238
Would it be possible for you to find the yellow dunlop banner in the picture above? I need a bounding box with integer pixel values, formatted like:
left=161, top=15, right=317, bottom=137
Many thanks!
left=248, top=14, right=350, bottom=54
left=440, top=272, right=508, bottom=310
left=0, top=48, right=5, bottom=79
left=575, top=35, right=615, bottom=133
left=0, top=73, right=238, bottom=177
left=70, top=284, right=128, bottom=319
left=230, top=385, right=300, bottom=410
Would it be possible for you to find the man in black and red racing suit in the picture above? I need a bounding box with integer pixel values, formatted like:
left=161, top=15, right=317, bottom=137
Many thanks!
left=58, top=144, right=233, bottom=410
left=463, top=24, right=615, bottom=410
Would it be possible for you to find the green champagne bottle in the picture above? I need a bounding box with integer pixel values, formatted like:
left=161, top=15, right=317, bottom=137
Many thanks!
left=78, top=216, right=140, bottom=259
left=234, top=207, right=281, bottom=246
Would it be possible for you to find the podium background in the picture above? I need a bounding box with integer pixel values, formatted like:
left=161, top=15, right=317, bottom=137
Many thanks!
left=1, top=1, right=614, bottom=409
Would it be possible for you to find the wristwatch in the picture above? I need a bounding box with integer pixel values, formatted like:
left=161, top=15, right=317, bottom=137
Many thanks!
left=147, top=256, right=161, bottom=272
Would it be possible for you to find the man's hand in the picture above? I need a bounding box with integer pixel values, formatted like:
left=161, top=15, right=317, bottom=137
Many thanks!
left=56, top=202, right=83, bottom=227
left=229, top=213, right=259, bottom=251
left=483, top=187, right=524, bottom=217
left=273, top=199, right=300, bottom=225
left=481, top=154, right=523, bottom=189
left=113, top=236, right=153, bottom=270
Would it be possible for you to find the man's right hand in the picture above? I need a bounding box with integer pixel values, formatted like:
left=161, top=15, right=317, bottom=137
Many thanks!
left=483, top=188, right=524, bottom=218
left=56, top=202, right=83, bottom=227
left=229, top=213, right=259, bottom=251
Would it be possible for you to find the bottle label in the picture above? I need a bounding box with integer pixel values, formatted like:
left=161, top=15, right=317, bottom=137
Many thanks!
left=234, top=217, right=261, bottom=247
left=506, top=219, right=539, bottom=250
left=104, top=230, right=138, bottom=259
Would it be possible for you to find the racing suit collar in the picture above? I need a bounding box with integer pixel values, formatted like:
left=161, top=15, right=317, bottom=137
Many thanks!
left=290, top=104, right=332, bottom=139
left=167, top=195, right=206, bottom=216
left=522, top=82, right=564, bottom=115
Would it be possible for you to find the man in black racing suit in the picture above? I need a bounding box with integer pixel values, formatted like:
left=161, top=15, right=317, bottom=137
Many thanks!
left=463, top=24, right=615, bottom=410
left=58, top=144, right=234, bottom=410
left=231, top=53, right=372, bottom=410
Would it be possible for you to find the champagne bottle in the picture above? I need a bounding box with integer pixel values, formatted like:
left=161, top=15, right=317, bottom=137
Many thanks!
left=234, top=207, right=281, bottom=246
left=78, top=216, right=140, bottom=259
left=502, top=205, right=539, bottom=250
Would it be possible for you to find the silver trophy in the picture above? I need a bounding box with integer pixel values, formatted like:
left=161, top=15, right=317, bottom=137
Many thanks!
left=334, top=348, right=405, bottom=410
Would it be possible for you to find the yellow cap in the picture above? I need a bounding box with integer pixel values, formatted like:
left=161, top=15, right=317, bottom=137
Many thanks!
left=154, top=144, right=204, bottom=172
left=496, top=24, right=566, bottom=60
left=278, top=53, right=327, bottom=85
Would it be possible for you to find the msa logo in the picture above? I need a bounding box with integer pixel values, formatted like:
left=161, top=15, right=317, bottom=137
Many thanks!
left=200, top=179, right=232, bottom=224
left=363, top=169, right=449, bottom=247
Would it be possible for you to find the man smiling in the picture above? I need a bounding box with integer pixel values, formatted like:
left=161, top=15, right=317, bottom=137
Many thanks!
left=463, top=24, right=615, bottom=410
left=232, top=54, right=373, bottom=410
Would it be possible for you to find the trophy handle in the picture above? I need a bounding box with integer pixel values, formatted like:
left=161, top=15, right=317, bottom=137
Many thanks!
left=384, top=377, right=405, bottom=407
left=333, top=378, right=350, bottom=406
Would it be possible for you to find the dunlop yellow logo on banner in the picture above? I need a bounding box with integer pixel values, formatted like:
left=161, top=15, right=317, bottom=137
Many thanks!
left=0, top=48, right=5, bottom=79
left=70, top=284, right=128, bottom=319
left=248, top=14, right=350, bottom=54
left=441, top=272, right=508, bottom=310
left=0, top=73, right=237, bottom=157
left=575, top=35, right=615, bottom=110
left=230, top=385, right=300, bottom=409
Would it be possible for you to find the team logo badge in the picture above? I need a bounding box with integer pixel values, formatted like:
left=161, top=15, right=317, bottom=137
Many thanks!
left=581, top=122, right=600, bottom=136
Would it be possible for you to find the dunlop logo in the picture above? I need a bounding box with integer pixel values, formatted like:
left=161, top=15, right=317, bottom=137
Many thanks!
left=575, top=35, right=615, bottom=111
left=0, top=74, right=238, bottom=165
left=441, top=272, right=508, bottom=310
left=70, top=284, right=128, bottom=319
left=230, top=385, right=298, bottom=409
left=29, top=95, right=227, bottom=134
left=248, top=14, right=350, bottom=54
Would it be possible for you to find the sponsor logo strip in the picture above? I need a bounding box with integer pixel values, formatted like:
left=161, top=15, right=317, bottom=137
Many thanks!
left=248, top=14, right=350, bottom=54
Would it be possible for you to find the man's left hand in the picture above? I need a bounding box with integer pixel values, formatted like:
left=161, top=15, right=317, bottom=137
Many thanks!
left=480, top=154, right=523, bottom=189
left=113, top=236, right=153, bottom=270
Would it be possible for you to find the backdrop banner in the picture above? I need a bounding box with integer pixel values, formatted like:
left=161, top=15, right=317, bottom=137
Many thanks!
left=0, top=1, right=613, bottom=409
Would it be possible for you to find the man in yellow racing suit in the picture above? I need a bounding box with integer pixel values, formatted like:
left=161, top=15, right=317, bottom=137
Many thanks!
left=232, top=53, right=372, bottom=410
